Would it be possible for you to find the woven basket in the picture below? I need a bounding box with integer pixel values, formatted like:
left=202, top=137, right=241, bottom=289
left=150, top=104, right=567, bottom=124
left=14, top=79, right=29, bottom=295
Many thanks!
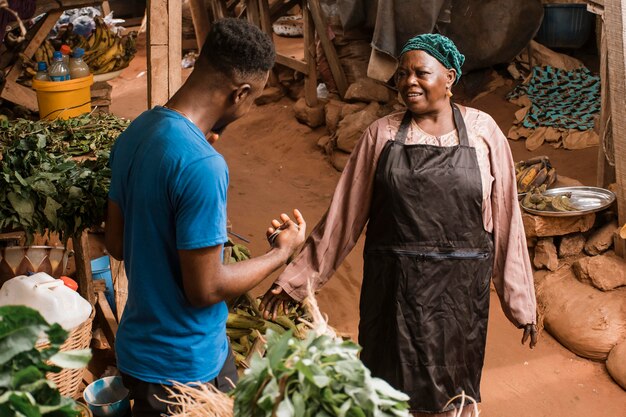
left=36, top=308, right=94, bottom=399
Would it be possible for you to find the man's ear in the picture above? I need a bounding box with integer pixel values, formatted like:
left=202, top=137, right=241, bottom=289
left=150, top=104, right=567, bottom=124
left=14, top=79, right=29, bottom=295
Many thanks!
left=232, top=83, right=252, bottom=104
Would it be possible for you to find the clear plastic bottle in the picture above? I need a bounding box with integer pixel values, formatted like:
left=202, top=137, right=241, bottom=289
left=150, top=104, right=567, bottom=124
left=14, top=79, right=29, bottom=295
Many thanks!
left=48, top=51, right=70, bottom=81
left=34, top=61, right=49, bottom=81
left=60, top=44, right=72, bottom=66
left=69, top=48, right=90, bottom=79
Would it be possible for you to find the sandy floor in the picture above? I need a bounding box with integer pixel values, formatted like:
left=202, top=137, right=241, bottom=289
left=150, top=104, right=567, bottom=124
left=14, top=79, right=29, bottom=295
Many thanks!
left=108, top=39, right=626, bottom=417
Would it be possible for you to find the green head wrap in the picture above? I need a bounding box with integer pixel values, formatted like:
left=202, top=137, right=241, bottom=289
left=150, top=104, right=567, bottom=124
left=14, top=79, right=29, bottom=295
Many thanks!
left=399, top=34, right=465, bottom=84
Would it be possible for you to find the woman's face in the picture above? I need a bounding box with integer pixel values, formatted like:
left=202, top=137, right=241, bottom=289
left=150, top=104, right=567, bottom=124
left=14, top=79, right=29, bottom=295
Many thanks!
left=396, top=50, right=456, bottom=115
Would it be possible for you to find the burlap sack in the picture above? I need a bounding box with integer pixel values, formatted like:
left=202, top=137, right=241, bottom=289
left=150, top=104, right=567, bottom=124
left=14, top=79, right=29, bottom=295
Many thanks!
left=607, top=340, right=626, bottom=390
left=535, top=267, right=626, bottom=360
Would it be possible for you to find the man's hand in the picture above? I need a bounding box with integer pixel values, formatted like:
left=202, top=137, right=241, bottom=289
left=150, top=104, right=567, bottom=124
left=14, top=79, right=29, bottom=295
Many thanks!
left=521, top=323, right=538, bottom=349
left=260, top=285, right=297, bottom=320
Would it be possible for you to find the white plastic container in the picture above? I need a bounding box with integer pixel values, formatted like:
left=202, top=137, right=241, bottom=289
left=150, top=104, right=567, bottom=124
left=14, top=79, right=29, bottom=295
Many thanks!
left=0, top=272, right=92, bottom=330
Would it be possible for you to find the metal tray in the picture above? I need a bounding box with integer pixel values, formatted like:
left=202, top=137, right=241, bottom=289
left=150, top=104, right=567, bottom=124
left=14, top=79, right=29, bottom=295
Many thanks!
left=521, top=186, right=616, bottom=217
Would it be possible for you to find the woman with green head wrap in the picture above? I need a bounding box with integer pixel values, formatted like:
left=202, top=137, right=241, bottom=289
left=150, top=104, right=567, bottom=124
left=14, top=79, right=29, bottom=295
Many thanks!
left=262, top=34, right=537, bottom=416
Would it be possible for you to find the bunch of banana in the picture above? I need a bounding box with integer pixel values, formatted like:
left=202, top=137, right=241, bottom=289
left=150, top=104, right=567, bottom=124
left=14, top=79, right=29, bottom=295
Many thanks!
left=227, top=293, right=312, bottom=368
left=34, top=40, right=56, bottom=66
left=515, top=155, right=557, bottom=194
left=81, top=17, right=137, bottom=74
left=522, top=186, right=578, bottom=212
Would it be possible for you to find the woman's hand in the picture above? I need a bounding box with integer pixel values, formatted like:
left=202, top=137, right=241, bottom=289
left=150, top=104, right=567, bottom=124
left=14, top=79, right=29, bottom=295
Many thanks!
left=260, top=285, right=297, bottom=320
left=521, top=324, right=538, bottom=349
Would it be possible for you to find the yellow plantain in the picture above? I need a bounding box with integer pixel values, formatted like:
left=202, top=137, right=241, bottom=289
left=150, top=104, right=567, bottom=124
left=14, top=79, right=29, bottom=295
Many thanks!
left=517, top=163, right=542, bottom=193
left=530, top=166, right=549, bottom=188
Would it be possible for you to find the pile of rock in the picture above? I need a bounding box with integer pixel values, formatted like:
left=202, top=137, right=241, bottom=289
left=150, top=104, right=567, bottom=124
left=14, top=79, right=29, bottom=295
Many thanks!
left=525, top=184, right=626, bottom=389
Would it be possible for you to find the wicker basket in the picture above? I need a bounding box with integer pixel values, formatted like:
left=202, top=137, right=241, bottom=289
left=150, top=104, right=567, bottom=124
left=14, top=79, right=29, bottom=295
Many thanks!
left=36, top=308, right=94, bottom=399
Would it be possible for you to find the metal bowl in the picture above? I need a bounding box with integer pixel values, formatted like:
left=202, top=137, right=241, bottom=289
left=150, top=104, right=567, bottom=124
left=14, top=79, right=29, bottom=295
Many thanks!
left=521, top=186, right=616, bottom=217
left=83, top=376, right=130, bottom=417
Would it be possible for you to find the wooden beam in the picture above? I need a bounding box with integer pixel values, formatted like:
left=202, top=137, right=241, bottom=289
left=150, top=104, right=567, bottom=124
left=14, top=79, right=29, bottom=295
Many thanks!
left=275, top=53, right=308, bottom=74
left=597, top=19, right=616, bottom=188
left=307, top=0, right=348, bottom=98
left=246, top=0, right=261, bottom=25
left=189, top=0, right=210, bottom=50
left=605, top=0, right=626, bottom=257
left=0, top=79, right=38, bottom=111
left=270, top=0, right=300, bottom=23
left=73, top=231, right=95, bottom=305
left=302, top=0, right=317, bottom=106
left=168, top=0, right=182, bottom=94
left=110, top=258, right=128, bottom=322
left=23, top=11, right=62, bottom=59
left=96, top=291, right=118, bottom=348
left=259, top=0, right=279, bottom=86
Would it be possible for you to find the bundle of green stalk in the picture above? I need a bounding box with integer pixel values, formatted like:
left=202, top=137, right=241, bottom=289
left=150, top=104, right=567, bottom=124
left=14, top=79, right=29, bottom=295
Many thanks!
left=164, top=290, right=411, bottom=417
left=227, top=293, right=311, bottom=369
left=0, top=114, right=126, bottom=243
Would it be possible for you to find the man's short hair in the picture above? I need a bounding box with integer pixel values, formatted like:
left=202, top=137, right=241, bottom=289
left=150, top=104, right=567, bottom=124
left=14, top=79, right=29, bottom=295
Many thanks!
left=198, top=18, right=275, bottom=79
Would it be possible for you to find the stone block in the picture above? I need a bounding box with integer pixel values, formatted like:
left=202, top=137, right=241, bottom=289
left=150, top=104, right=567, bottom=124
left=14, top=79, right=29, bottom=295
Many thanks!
left=522, top=212, right=595, bottom=238
left=584, top=221, right=618, bottom=256
left=344, top=78, right=394, bottom=103
left=533, top=238, right=558, bottom=271
left=572, top=253, right=626, bottom=291
left=558, top=233, right=585, bottom=258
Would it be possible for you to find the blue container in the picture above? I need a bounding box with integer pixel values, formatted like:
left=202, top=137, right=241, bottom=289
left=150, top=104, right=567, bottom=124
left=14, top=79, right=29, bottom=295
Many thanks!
left=83, top=376, right=130, bottom=417
left=535, top=4, right=595, bottom=49
left=91, top=256, right=116, bottom=316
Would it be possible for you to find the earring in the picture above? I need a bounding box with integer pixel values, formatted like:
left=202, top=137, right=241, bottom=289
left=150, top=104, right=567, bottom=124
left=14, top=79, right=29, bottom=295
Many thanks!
left=446, top=88, right=453, bottom=98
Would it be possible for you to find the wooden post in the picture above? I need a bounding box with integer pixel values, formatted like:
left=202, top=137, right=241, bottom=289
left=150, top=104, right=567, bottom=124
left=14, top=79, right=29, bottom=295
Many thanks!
left=73, top=231, right=95, bottom=305
left=307, top=0, right=348, bottom=98
left=302, top=0, right=317, bottom=106
left=147, top=0, right=182, bottom=107
left=604, top=0, right=626, bottom=257
left=110, top=258, right=128, bottom=322
left=189, top=0, right=210, bottom=50
left=596, top=15, right=616, bottom=188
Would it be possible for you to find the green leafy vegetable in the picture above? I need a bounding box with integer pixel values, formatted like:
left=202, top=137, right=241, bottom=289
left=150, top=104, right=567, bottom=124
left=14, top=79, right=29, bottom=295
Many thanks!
left=0, top=114, right=126, bottom=243
left=232, top=330, right=411, bottom=417
left=0, top=305, right=92, bottom=417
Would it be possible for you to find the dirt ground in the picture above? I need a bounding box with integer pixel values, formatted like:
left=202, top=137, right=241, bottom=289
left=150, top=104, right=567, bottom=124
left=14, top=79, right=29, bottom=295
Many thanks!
left=108, top=39, right=625, bottom=417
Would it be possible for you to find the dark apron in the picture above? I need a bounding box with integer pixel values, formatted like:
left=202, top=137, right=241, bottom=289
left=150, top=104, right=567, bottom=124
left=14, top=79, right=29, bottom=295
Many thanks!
left=360, top=104, right=494, bottom=413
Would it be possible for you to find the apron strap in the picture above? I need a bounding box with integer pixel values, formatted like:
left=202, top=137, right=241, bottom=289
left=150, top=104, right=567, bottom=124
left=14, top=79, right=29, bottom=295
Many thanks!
left=395, top=111, right=413, bottom=144
left=451, top=102, right=470, bottom=147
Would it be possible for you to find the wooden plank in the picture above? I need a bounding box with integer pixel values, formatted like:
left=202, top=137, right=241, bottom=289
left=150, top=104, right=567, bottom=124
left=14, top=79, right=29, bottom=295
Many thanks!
left=302, top=0, right=317, bottom=106
left=0, top=79, right=38, bottom=111
left=100, top=0, right=111, bottom=16
left=110, top=258, right=128, bottom=322
left=605, top=0, right=626, bottom=257
left=189, top=0, right=211, bottom=50
left=168, top=0, right=182, bottom=95
left=308, top=0, right=347, bottom=98
left=276, top=53, right=308, bottom=74
left=259, top=0, right=279, bottom=86
left=147, top=45, right=170, bottom=107
left=246, top=0, right=261, bottom=25
left=96, top=291, right=118, bottom=348
left=23, top=11, right=62, bottom=59
left=73, top=231, right=95, bottom=305
left=270, top=0, right=300, bottom=22
left=148, top=0, right=169, bottom=45
left=597, top=20, right=615, bottom=188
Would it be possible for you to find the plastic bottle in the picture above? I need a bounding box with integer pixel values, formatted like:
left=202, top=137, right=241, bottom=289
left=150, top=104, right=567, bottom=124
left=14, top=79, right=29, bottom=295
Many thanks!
left=48, top=51, right=70, bottom=81
left=34, top=61, right=49, bottom=81
left=60, top=44, right=72, bottom=66
left=69, top=47, right=90, bottom=79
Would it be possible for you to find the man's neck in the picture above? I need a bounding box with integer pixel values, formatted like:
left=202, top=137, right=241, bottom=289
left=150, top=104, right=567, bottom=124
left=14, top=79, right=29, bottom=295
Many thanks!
left=165, top=82, right=225, bottom=137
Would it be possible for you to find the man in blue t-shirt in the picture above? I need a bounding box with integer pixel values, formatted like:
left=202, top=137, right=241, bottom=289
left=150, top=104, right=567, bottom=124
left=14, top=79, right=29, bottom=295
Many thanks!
left=105, top=18, right=305, bottom=417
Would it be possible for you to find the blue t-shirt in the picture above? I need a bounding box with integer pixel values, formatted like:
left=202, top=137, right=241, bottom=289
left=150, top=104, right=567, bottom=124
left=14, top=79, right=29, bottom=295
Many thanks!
left=108, top=106, right=229, bottom=384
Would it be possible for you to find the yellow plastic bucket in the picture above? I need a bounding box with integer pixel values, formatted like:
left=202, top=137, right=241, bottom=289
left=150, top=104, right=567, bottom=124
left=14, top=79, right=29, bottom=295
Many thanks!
left=32, top=74, right=94, bottom=120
